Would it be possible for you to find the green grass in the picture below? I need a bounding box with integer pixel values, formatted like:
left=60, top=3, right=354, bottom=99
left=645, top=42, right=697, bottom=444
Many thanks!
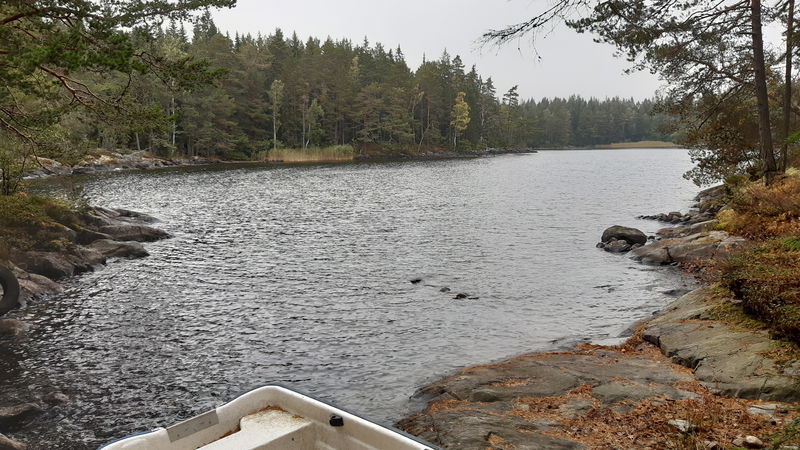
left=266, top=145, right=354, bottom=163
left=0, top=194, right=84, bottom=253
left=784, top=237, right=800, bottom=251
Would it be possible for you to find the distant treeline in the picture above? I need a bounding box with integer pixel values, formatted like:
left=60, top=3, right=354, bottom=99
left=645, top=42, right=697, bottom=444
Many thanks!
left=82, top=13, right=673, bottom=160
left=518, top=97, right=673, bottom=148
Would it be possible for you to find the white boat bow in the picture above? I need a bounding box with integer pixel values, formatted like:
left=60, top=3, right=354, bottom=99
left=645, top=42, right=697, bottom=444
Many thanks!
left=101, top=385, right=437, bottom=450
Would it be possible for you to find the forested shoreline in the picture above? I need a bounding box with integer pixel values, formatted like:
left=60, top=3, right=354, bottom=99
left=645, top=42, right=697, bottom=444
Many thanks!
left=72, top=14, right=673, bottom=161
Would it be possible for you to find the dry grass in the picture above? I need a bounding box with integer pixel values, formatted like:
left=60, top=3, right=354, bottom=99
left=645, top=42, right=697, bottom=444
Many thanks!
left=593, top=141, right=681, bottom=149
left=266, top=145, right=354, bottom=163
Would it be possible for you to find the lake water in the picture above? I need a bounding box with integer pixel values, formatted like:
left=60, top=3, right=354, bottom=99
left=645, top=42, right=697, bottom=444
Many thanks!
left=1, top=149, right=701, bottom=448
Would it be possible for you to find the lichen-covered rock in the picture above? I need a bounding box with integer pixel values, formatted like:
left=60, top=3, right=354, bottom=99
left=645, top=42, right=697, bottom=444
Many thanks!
left=399, top=347, right=698, bottom=449
left=630, top=231, right=746, bottom=265
left=642, top=288, right=800, bottom=402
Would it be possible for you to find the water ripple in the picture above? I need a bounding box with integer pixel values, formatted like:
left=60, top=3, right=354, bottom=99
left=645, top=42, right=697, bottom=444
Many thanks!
left=2, top=150, right=700, bottom=448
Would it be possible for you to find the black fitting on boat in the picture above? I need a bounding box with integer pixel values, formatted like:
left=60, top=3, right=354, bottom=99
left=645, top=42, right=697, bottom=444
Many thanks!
left=329, top=414, right=344, bottom=427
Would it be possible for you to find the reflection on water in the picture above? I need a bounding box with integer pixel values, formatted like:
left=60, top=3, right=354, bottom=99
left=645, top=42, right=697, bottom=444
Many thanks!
left=3, top=150, right=699, bottom=448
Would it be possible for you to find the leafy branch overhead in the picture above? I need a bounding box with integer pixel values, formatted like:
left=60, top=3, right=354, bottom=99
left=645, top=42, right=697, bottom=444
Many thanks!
left=1, top=1, right=676, bottom=196
left=485, top=0, right=798, bottom=184
left=0, top=0, right=236, bottom=146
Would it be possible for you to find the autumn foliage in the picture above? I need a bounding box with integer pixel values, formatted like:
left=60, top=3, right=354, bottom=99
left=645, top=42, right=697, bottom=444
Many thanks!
left=716, top=174, right=800, bottom=239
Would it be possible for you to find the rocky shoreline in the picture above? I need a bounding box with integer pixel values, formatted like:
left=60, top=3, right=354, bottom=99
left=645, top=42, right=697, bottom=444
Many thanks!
left=0, top=205, right=169, bottom=449
left=25, top=147, right=538, bottom=181
left=398, top=187, right=800, bottom=449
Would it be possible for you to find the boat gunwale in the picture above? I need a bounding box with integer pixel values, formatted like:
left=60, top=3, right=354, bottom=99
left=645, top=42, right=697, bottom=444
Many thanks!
left=98, top=383, right=440, bottom=450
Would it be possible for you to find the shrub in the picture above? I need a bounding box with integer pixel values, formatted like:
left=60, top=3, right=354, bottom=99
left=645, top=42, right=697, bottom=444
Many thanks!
left=720, top=240, right=800, bottom=342
left=715, top=175, right=800, bottom=239
left=0, top=194, right=85, bottom=252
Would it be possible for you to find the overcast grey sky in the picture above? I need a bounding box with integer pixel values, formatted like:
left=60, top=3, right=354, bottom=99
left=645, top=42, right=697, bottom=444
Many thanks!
left=212, top=0, right=664, bottom=101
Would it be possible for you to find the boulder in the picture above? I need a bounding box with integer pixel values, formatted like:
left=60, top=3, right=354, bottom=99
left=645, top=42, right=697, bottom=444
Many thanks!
left=630, top=231, right=746, bottom=265
left=15, top=270, right=62, bottom=301
left=657, top=220, right=718, bottom=239
left=67, top=245, right=106, bottom=270
left=601, top=226, right=647, bottom=245
left=14, top=245, right=109, bottom=280
left=98, top=225, right=169, bottom=242
left=112, top=208, right=157, bottom=223
left=15, top=252, right=75, bottom=279
left=0, top=433, right=26, bottom=450
left=75, top=228, right=113, bottom=245
left=88, top=239, right=149, bottom=258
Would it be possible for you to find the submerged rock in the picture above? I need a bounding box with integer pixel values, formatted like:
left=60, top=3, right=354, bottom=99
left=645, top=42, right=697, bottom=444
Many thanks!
left=0, top=320, right=29, bottom=337
left=0, top=404, right=42, bottom=430
left=88, top=239, right=149, bottom=258
left=40, top=392, right=69, bottom=406
left=0, top=433, right=26, bottom=450
left=98, top=224, right=170, bottom=242
left=602, top=239, right=632, bottom=253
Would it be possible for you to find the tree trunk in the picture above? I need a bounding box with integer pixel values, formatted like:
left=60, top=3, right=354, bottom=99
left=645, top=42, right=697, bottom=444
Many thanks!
left=272, top=101, right=278, bottom=152
left=784, top=0, right=795, bottom=172
left=170, top=96, right=176, bottom=149
left=417, top=103, right=431, bottom=152
left=751, top=0, right=779, bottom=183
left=301, top=107, right=307, bottom=150
left=480, top=101, right=486, bottom=149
